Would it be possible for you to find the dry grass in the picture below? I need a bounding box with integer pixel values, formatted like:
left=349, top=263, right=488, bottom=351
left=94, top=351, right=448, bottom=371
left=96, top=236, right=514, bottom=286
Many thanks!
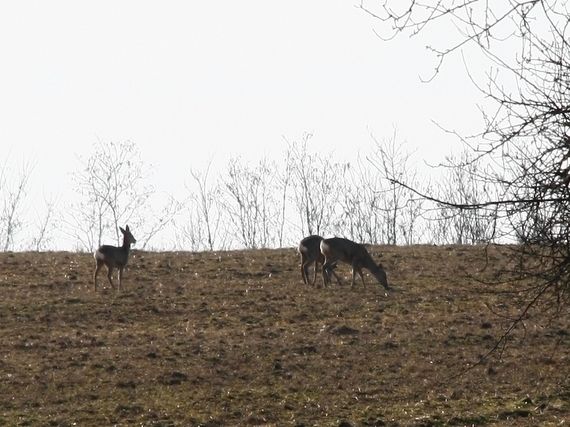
left=0, top=245, right=569, bottom=426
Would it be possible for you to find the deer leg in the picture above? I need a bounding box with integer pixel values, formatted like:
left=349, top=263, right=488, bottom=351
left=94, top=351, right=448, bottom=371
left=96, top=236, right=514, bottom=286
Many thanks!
left=321, top=263, right=330, bottom=287
left=356, top=269, right=366, bottom=288
left=93, top=261, right=103, bottom=291
left=352, top=262, right=366, bottom=288
left=311, top=260, right=319, bottom=285
left=350, top=268, right=357, bottom=287
left=106, top=266, right=115, bottom=289
left=301, top=254, right=312, bottom=284
left=327, top=265, right=343, bottom=286
left=331, top=269, right=344, bottom=286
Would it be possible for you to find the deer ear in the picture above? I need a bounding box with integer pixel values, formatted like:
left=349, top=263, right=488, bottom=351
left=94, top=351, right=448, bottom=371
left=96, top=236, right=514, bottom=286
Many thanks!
left=120, top=227, right=126, bottom=234
left=125, top=225, right=130, bottom=231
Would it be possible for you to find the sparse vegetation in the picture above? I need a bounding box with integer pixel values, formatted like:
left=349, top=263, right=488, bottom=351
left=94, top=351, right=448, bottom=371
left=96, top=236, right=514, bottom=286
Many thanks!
left=0, top=245, right=568, bottom=426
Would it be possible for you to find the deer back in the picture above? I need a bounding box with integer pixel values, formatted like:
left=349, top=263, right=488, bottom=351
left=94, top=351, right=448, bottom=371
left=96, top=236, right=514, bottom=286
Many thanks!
left=299, top=235, right=325, bottom=263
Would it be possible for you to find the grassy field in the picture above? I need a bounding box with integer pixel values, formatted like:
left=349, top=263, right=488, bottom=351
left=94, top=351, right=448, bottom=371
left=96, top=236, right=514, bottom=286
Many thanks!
left=0, top=245, right=569, bottom=426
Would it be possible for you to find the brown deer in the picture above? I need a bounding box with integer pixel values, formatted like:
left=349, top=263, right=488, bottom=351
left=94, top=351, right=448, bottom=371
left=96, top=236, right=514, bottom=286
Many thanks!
left=298, top=235, right=326, bottom=284
left=93, top=225, right=137, bottom=292
left=320, top=237, right=389, bottom=289
left=298, top=235, right=339, bottom=285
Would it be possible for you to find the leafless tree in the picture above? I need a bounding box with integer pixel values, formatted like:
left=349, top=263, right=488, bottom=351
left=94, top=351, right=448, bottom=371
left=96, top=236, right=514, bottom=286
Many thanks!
left=221, top=156, right=282, bottom=249
left=68, top=140, right=177, bottom=251
left=336, top=156, right=384, bottom=244
left=176, top=201, right=229, bottom=252
left=0, top=156, right=34, bottom=251
left=367, top=130, right=425, bottom=245
left=177, top=159, right=226, bottom=251
left=360, top=0, right=570, bottom=340
left=276, top=147, right=293, bottom=248
left=286, top=134, right=348, bottom=237
left=31, top=193, right=60, bottom=251
left=137, top=194, right=183, bottom=250
left=428, top=150, right=498, bottom=244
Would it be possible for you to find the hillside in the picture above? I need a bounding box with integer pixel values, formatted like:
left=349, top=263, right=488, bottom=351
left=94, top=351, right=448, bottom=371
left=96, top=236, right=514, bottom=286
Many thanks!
left=0, top=245, right=568, bottom=426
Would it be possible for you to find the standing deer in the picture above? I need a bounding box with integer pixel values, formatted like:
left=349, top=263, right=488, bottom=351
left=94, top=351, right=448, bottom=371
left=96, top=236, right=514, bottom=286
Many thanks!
left=320, top=237, right=389, bottom=290
left=298, top=235, right=326, bottom=284
left=93, top=225, right=137, bottom=292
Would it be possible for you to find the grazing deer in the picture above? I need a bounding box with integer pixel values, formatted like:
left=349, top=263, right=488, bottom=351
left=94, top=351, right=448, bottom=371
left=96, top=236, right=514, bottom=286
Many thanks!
left=320, top=237, right=389, bottom=290
left=93, top=225, right=137, bottom=292
left=298, top=235, right=326, bottom=284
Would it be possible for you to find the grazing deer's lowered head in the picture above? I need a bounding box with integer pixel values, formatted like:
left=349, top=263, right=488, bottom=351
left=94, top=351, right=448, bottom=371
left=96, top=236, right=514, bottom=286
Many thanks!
left=320, top=237, right=389, bottom=290
left=93, top=225, right=136, bottom=292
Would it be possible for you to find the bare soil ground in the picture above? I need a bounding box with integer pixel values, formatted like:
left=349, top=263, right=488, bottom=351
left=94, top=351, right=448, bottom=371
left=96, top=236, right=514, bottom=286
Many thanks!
left=0, top=245, right=569, bottom=426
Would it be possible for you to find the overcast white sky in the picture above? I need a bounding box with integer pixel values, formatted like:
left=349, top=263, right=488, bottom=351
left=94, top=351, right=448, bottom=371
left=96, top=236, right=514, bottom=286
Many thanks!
left=0, top=1, right=485, bottom=248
